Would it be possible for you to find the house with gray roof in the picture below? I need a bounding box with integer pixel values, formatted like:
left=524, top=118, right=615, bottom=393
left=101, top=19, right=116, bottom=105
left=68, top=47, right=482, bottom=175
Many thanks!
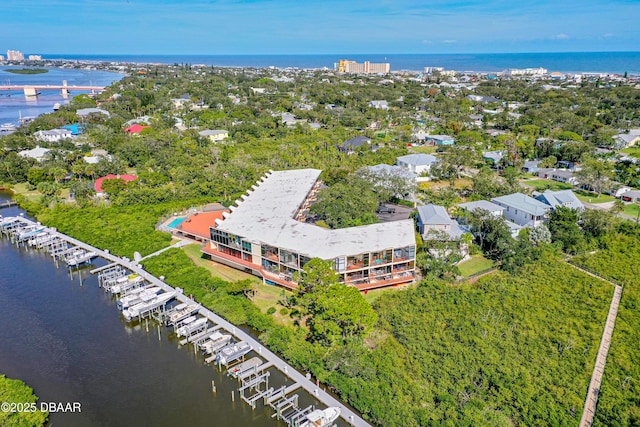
left=338, top=135, right=372, bottom=154
left=199, top=129, right=229, bottom=143
left=491, top=193, right=551, bottom=227
left=76, top=107, right=110, bottom=118
left=457, top=200, right=505, bottom=218
left=416, top=204, right=464, bottom=240
left=612, top=129, right=640, bottom=149
left=534, top=189, right=584, bottom=212
left=621, top=189, right=640, bottom=203
left=482, top=150, right=505, bottom=165
left=34, top=128, right=71, bottom=143
left=396, top=153, right=438, bottom=176
left=18, top=146, right=51, bottom=162
left=369, top=100, right=389, bottom=110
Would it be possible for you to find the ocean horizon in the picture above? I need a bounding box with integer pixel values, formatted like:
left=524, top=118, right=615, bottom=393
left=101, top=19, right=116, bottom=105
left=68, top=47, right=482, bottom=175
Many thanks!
left=42, top=52, right=640, bottom=74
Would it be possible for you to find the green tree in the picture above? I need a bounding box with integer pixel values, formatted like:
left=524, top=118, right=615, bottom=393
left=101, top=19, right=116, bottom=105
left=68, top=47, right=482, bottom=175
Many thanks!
left=310, top=175, right=379, bottom=228
left=548, top=206, right=585, bottom=254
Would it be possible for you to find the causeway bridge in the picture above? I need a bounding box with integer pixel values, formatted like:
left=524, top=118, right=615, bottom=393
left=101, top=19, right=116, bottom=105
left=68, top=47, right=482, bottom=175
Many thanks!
left=0, top=82, right=106, bottom=97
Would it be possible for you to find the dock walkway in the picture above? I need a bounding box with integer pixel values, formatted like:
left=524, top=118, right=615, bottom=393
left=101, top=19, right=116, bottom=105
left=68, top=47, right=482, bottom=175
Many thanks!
left=6, top=217, right=370, bottom=427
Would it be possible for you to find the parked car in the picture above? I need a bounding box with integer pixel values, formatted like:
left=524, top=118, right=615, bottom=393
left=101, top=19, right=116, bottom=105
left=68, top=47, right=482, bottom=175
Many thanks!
left=376, top=205, right=396, bottom=214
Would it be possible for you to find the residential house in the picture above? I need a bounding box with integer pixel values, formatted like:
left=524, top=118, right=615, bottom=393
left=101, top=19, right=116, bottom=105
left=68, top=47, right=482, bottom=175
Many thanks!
left=537, top=168, right=579, bottom=185
left=482, top=150, right=505, bottom=166
left=338, top=136, right=372, bottom=154
left=620, top=190, right=640, bottom=203
left=523, top=160, right=541, bottom=174
left=199, top=129, right=229, bottom=143
left=84, top=149, right=112, bottom=164
left=369, top=100, right=389, bottom=110
left=534, top=189, right=585, bottom=211
left=124, top=124, right=150, bottom=134
left=34, top=128, right=71, bottom=143
left=457, top=200, right=505, bottom=218
left=424, top=134, right=455, bottom=146
left=491, top=193, right=551, bottom=227
left=94, top=174, right=138, bottom=195
left=396, top=153, right=438, bottom=176
left=76, top=107, right=110, bottom=119
left=612, top=129, right=640, bottom=149
left=62, top=123, right=84, bottom=136
left=171, top=94, right=192, bottom=108
left=457, top=200, right=522, bottom=237
left=416, top=204, right=464, bottom=240
left=18, top=146, right=51, bottom=162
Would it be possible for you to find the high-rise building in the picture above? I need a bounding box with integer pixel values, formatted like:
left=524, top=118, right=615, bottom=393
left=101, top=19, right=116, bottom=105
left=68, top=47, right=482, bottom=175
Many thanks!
left=7, top=50, right=24, bottom=61
left=0, top=55, right=5, bottom=62
left=337, top=59, right=390, bottom=74
left=28, top=55, right=42, bottom=61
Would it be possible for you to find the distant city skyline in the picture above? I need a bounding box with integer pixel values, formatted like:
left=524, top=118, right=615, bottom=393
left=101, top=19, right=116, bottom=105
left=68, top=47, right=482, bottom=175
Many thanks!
left=1, top=0, right=638, bottom=55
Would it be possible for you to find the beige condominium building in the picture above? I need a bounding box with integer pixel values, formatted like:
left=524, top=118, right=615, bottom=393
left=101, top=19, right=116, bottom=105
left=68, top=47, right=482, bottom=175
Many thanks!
left=203, top=169, right=416, bottom=291
left=337, top=59, right=390, bottom=74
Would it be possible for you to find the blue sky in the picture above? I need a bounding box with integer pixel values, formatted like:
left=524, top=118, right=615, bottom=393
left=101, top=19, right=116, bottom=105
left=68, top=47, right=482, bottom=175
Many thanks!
left=1, top=0, right=638, bottom=54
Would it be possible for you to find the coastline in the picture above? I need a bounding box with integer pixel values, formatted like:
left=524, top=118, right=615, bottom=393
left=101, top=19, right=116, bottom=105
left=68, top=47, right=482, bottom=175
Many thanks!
left=28, top=51, right=640, bottom=75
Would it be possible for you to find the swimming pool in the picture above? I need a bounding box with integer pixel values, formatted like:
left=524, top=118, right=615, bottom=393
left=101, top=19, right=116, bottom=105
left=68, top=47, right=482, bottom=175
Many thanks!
left=167, top=216, right=187, bottom=229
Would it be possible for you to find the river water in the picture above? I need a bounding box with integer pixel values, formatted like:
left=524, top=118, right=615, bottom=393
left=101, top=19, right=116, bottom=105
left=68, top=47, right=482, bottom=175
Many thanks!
left=0, top=191, right=328, bottom=427
left=0, top=67, right=124, bottom=126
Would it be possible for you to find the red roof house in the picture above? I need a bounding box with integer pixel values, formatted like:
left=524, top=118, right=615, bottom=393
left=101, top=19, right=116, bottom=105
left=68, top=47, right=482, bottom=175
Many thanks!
left=94, top=174, right=138, bottom=193
left=124, top=124, right=150, bottom=134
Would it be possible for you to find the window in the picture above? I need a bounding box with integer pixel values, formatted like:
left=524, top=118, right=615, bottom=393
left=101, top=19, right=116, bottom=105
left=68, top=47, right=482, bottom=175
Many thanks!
left=241, top=240, right=252, bottom=252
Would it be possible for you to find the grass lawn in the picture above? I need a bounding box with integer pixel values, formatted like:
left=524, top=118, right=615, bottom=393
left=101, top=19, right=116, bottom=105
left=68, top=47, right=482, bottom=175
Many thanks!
left=250, top=282, right=294, bottom=327
left=181, top=243, right=261, bottom=283
left=623, top=203, right=640, bottom=219
left=621, top=147, right=640, bottom=158
left=575, top=190, right=616, bottom=204
left=181, top=243, right=294, bottom=326
left=457, top=254, right=495, bottom=277
left=522, top=179, right=573, bottom=191
left=420, top=178, right=472, bottom=191
left=11, top=182, right=42, bottom=201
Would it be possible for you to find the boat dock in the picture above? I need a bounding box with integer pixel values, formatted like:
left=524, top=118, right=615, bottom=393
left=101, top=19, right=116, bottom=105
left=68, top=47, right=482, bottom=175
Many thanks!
left=0, top=216, right=371, bottom=427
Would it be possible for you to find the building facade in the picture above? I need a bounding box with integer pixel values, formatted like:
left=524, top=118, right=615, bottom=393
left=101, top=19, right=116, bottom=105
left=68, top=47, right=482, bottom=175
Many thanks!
left=203, top=169, right=416, bottom=291
left=337, top=59, right=390, bottom=74
left=6, top=50, right=24, bottom=61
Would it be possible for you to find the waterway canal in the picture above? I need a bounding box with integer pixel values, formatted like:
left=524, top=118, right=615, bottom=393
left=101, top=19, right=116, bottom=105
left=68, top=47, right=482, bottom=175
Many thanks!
left=0, top=191, right=327, bottom=427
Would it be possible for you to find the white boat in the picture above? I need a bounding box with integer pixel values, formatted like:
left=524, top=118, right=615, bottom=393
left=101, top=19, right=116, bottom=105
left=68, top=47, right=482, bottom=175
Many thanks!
left=167, top=303, right=199, bottom=325
left=122, top=291, right=176, bottom=321
left=0, top=123, right=17, bottom=132
left=201, top=332, right=232, bottom=355
left=66, top=250, right=97, bottom=266
left=109, top=275, right=144, bottom=294
left=52, top=103, right=61, bottom=111
left=214, top=341, right=252, bottom=365
left=176, top=317, right=208, bottom=337
left=299, top=407, right=341, bottom=427
left=227, top=356, right=262, bottom=378
left=116, top=286, right=161, bottom=310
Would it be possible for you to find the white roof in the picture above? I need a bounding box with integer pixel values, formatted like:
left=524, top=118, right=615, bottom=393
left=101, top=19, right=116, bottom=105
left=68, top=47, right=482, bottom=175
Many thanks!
left=18, top=146, right=50, bottom=159
left=458, top=200, right=505, bottom=212
left=215, top=169, right=415, bottom=259
left=492, top=193, right=551, bottom=216
left=199, top=129, right=228, bottom=136
left=76, top=107, right=110, bottom=117
left=397, top=153, right=438, bottom=166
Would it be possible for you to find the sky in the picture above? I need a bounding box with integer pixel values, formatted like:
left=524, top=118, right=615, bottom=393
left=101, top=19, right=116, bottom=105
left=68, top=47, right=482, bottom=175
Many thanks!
left=1, top=0, right=638, bottom=55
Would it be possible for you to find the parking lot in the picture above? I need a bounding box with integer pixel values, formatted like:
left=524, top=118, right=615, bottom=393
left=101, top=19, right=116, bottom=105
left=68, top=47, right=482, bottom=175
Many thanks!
left=376, top=203, right=414, bottom=223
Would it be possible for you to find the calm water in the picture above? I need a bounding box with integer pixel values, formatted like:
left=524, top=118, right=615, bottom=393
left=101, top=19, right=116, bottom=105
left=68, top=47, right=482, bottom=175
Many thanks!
left=0, top=191, right=327, bottom=427
left=0, top=67, right=124, bottom=126
left=46, top=52, right=640, bottom=74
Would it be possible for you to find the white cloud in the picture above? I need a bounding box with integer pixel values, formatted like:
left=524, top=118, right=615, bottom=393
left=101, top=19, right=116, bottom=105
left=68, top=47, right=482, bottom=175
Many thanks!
left=551, top=33, right=570, bottom=40
left=422, top=39, right=433, bottom=44
left=442, top=39, right=457, bottom=44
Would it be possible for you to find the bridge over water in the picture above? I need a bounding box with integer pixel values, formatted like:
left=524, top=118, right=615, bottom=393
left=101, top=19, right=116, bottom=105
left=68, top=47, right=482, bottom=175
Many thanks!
left=0, top=81, right=106, bottom=97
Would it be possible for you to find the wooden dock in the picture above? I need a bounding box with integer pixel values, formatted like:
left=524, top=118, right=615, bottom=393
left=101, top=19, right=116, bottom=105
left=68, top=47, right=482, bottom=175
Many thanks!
left=1, top=217, right=372, bottom=427
left=0, top=200, right=17, bottom=209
